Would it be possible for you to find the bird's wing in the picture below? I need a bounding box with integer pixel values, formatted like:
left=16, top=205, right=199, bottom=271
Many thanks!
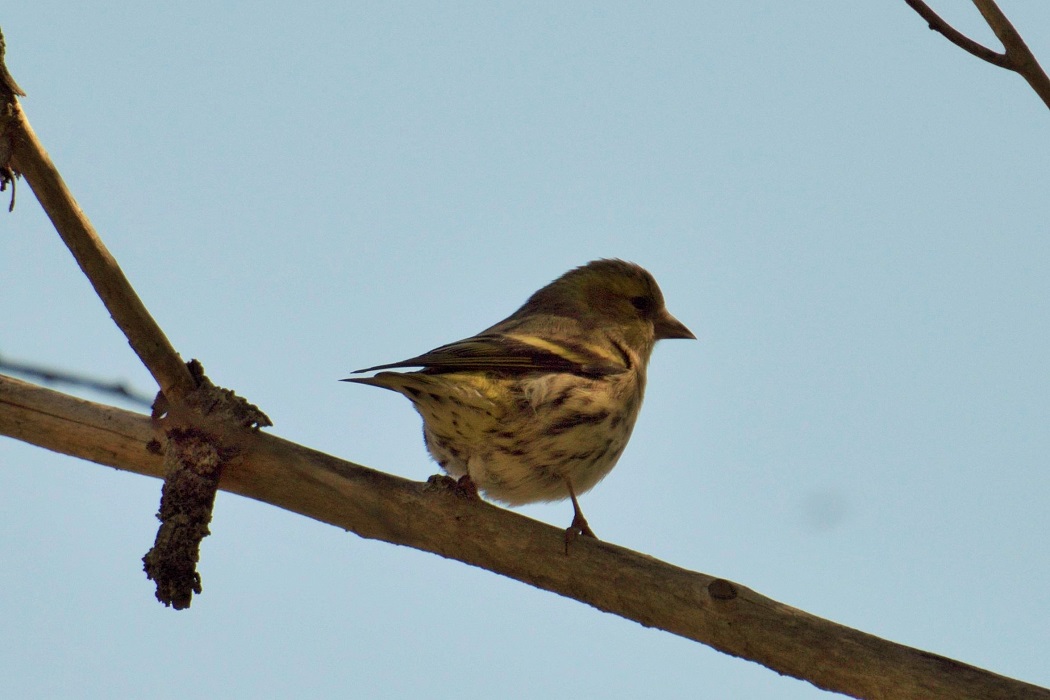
left=350, top=332, right=627, bottom=377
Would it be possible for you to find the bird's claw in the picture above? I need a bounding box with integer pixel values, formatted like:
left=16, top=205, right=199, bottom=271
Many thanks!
left=453, top=474, right=480, bottom=499
left=563, top=511, right=597, bottom=554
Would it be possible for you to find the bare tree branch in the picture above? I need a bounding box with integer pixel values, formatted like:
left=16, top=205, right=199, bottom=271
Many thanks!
left=904, top=0, right=1050, bottom=110
left=2, top=374, right=1047, bottom=700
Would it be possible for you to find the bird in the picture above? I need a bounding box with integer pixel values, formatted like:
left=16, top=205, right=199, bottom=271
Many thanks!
left=343, top=259, right=694, bottom=540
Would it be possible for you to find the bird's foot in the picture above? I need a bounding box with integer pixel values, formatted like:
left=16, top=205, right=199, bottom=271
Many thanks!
left=453, top=474, right=480, bottom=499
left=562, top=478, right=597, bottom=553
left=563, top=510, right=597, bottom=554
left=425, top=473, right=480, bottom=499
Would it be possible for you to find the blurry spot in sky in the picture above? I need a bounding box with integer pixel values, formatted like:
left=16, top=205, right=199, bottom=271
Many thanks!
left=800, top=489, right=849, bottom=532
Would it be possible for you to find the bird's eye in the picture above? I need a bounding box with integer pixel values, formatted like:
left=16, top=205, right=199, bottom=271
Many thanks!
left=630, top=295, right=654, bottom=314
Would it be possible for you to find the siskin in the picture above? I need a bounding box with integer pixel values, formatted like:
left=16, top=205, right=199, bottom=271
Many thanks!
left=344, top=259, right=694, bottom=539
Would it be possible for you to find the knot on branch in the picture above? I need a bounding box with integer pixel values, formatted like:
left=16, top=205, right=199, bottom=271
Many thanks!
left=0, top=93, right=21, bottom=213
left=144, top=360, right=271, bottom=609
left=142, top=427, right=226, bottom=609
left=168, top=358, right=273, bottom=430
left=0, top=27, right=24, bottom=212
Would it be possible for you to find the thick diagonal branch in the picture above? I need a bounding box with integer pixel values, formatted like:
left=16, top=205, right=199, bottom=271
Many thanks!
left=2, top=103, right=196, bottom=403
left=2, top=375, right=1046, bottom=700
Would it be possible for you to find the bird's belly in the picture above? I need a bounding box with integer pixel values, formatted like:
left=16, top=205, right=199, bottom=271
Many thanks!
left=422, top=397, right=638, bottom=506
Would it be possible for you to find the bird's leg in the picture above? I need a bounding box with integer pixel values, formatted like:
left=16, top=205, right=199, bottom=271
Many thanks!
left=563, top=478, right=597, bottom=552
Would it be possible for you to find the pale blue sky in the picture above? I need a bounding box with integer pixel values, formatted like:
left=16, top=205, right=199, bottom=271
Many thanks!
left=3, top=3, right=1049, bottom=698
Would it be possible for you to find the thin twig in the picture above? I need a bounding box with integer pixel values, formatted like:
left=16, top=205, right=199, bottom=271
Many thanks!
left=2, top=374, right=1048, bottom=700
left=0, top=354, right=153, bottom=408
left=903, top=0, right=1008, bottom=66
left=0, top=27, right=23, bottom=212
left=0, top=27, right=25, bottom=97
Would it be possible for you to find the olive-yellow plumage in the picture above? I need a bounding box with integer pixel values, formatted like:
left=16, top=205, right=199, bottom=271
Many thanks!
left=344, top=259, right=693, bottom=537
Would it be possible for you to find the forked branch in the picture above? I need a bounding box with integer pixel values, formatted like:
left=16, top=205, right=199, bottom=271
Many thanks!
left=904, top=0, right=1050, bottom=109
left=0, top=29, right=269, bottom=607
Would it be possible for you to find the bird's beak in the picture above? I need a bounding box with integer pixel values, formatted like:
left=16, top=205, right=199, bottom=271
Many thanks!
left=654, top=309, right=695, bottom=340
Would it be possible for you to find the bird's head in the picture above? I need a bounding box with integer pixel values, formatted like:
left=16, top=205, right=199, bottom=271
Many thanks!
left=514, top=259, right=694, bottom=354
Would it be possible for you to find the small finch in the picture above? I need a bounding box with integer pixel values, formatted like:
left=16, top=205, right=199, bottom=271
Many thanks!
left=344, top=259, right=694, bottom=539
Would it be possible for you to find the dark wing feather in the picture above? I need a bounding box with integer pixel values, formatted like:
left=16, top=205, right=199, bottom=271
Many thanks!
left=350, top=333, right=625, bottom=378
